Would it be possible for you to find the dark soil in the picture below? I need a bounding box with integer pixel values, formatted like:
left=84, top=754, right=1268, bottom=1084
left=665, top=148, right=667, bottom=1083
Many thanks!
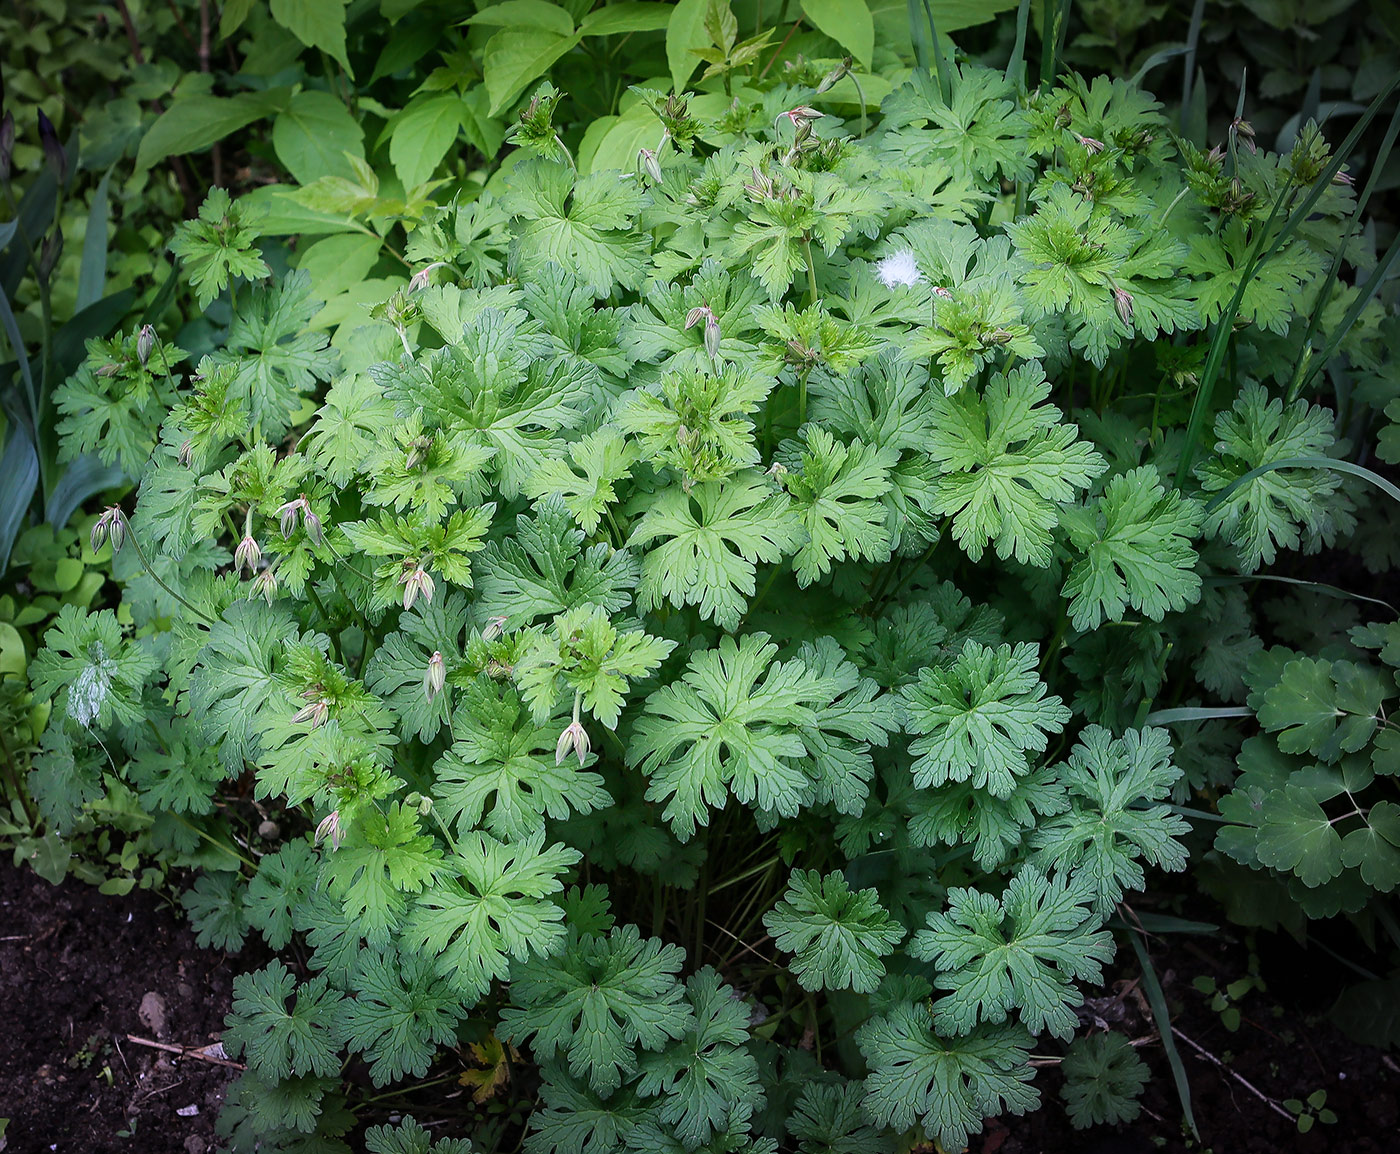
left=0, top=861, right=238, bottom=1154
left=982, top=919, right=1400, bottom=1154
left=2, top=855, right=1397, bottom=1154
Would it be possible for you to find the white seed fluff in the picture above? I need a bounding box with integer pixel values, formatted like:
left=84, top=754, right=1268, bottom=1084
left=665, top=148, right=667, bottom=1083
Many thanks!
left=876, top=248, right=923, bottom=288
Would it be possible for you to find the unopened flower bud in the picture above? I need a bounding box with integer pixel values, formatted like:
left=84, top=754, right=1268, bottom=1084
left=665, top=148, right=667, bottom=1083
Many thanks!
left=814, top=57, right=852, bottom=95
left=766, top=460, right=788, bottom=477
left=1333, top=168, right=1354, bottom=187
left=39, top=227, right=63, bottom=280
left=315, top=810, right=344, bottom=851
left=638, top=147, right=662, bottom=183
left=234, top=534, right=262, bottom=575
left=555, top=719, right=590, bottom=766
left=1113, top=286, right=1134, bottom=325
left=37, top=111, right=67, bottom=185
left=932, top=285, right=953, bottom=300
left=178, top=440, right=194, bottom=468
left=702, top=314, right=721, bottom=361
left=1231, top=116, right=1256, bottom=154
left=303, top=506, right=323, bottom=546
left=482, top=615, right=507, bottom=641
left=91, top=506, right=125, bottom=555
left=424, top=650, right=446, bottom=701
left=1074, top=133, right=1105, bottom=155
left=291, top=697, right=331, bottom=727
left=136, top=324, right=156, bottom=368
left=400, top=565, right=434, bottom=611
left=276, top=497, right=302, bottom=539
left=250, top=568, right=279, bottom=603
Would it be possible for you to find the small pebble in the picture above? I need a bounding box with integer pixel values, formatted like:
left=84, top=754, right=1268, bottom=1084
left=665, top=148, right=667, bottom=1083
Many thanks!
left=257, top=819, right=280, bottom=840
left=138, top=991, right=168, bottom=1038
left=176, top=1103, right=199, bottom=1117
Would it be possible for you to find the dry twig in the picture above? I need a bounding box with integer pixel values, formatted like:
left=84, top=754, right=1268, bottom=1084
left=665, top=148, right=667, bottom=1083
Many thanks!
left=124, top=1034, right=246, bottom=1070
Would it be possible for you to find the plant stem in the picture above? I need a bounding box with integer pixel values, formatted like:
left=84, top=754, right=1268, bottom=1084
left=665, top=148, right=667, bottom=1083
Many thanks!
left=120, top=514, right=217, bottom=626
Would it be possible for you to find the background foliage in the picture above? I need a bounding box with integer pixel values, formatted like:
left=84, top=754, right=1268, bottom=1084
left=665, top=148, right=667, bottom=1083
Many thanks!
left=4, top=0, right=1400, bottom=1150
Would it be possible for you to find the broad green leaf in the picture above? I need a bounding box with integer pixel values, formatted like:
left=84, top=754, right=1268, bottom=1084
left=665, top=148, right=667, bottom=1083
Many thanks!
left=273, top=90, right=364, bottom=185
left=296, top=233, right=384, bottom=302
left=483, top=29, right=583, bottom=116
left=579, top=2, right=672, bottom=36
left=270, top=0, right=353, bottom=74
left=800, top=0, right=873, bottom=68
left=465, top=0, right=575, bottom=35
left=390, top=94, right=467, bottom=190
left=666, top=0, right=709, bottom=93
left=136, top=89, right=291, bottom=170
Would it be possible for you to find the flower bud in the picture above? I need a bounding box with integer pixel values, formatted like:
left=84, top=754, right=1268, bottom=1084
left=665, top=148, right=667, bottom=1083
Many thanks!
left=91, top=506, right=125, bottom=555
left=0, top=112, right=14, bottom=184
left=234, top=534, right=262, bottom=575
left=1074, top=133, right=1105, bottom=155
left=423, top=650, right=446, bottom=702
left=291, top=697, right=331, bottom=728
left=555, top=719, right=590, bottom=766
left=1113, top=286, right=1134, bottom=326
left=814, top=57, right=852, bottom=95
left=276, top=498, right=302, bottom=539
left=481, top=615, right=507, bottom=641
left=178, top=440, right=194, bottom=468
left=303, top=505, right=324, bottom=546
left=400, top=565, right=434, bottom=611
left=704, top=313, right=721, bottom=361
left=37, top=111, right=67, bottom=185
left=315, top=810, right=345, bottom=851
left=39, top=227, right=63, bottom=280
left=250, top=568, right=279, bottom=603
left=137, top=324, right=156, bottom=368
left=638, top=147, right=662, bottom=183
left=408, top=261, right=448, bottom=293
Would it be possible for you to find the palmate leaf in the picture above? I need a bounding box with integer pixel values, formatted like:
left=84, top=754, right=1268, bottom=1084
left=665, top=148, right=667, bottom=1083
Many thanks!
left=1195, top=383, right=1343, bottom=573
left=372, top=311, right=591, bottom=498
left=30, top=605, right=156, bottom=730
left=628, top=633, right=828, bottom=841
left=504, top=157, right=647, bottom=296
left=787, top=1081, right=891, bottom=1154
left=207, top=270, right=338, bottom=439
left=779, top=427, right=898, bottom=586
left=910, top=867, right=1114, bottom=1039
left=245, top=839, right=321, bottom=950
left=1060, top=465, right=1204, bottom=631
left=1030, top=727, right=1190, bottom=917
left=763, top=869, right=904, bottom=994
left=321, top=802, right=444, bottom=949
left=434, top=679, right=612, bottom=841
left=223, top=960, right=347, bottom=1082
left=341, top=944, right=467, bottom=1086
left=365, top=1114, right=475, bottom=1154
left=629, top=472, right=803, bottom=632
left=900, top=640, right=1069, bottom=798
left=516, top=603, right=676, bottom=730
left=476, top=498, right=638, bottom=629
left=924, top=362, right=1105, bottom=566
left=634, top=968, right=763, bottom=1149
left=525, top=428, right=639, bottom=534
left=500, top=924, right=693, bottom=1096
left=1060, top=1032, right=1149, bottom=1128
left=856, top=1004, right=1037, bottom=1152
left=404, top=830, right=580, bottom=1004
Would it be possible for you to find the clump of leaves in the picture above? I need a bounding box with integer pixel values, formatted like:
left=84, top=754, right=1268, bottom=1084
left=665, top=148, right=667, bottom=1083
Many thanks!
left=25, top=26, right=1399, bottom=1154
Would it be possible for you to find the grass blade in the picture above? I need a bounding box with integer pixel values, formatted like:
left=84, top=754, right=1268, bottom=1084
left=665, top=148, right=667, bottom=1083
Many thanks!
left=1179, top=0, right=1204, bottom=136
left=1143, top=705, right=1253, bottom=725
left=1202, top=455, right=1400, bottom=515
left=1128, top=925, right=1200, bottom=1139
left=1175, top=73, right=1400, bottom=486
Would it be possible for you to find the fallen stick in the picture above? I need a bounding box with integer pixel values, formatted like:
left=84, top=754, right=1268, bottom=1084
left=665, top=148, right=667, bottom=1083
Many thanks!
left=124, top=1034, right=246, bottom=1070
left=1171, top=1026, right=1293, bottom=1123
